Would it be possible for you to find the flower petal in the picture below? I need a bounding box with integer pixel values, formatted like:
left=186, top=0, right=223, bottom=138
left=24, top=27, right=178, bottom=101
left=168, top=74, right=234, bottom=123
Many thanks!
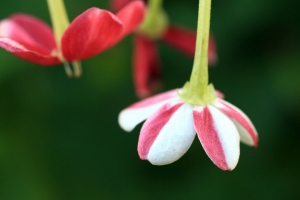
left=208, top=35, right=217, bottom=65
left=193, top=106, right=240, bottom=170
left=110, top=0, right=134, bottom=12
left=133, top=34, right=162, bottom=98
left=213, top=99, right=258, bottom=147
left=61, top=8, right=123, bottom=61
left=118, top=89, right=178, bottom=132
left=0, top=38, right=61, bottom=65
left=0, top=14, right=60, bottom=65
left=116, top=1, right=145, bottom=37
left=139, top=101, right=195, bottom=165
left=215, top=90, right=224, bottom=99
left=162, top=25, right=217, bottom=65
left=161, top=25, right=196, bottom=57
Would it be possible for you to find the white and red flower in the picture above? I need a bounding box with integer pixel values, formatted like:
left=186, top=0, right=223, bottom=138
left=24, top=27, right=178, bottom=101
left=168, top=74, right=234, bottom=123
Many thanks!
left=118, top=89, right=258, bottom=170
left=0, top=1, right=145, bottom=66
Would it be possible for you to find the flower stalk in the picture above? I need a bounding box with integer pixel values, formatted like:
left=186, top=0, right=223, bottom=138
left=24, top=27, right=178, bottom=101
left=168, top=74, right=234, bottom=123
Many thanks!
left=47, top=0, right=81, bottom=78
left=180, top=0, right=216, bottom=105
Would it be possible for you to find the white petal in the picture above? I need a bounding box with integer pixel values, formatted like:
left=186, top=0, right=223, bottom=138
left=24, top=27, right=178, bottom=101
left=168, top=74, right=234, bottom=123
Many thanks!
left=139, top=102, right=195, bottom=165
left=118, top=89, right=178, bottom=132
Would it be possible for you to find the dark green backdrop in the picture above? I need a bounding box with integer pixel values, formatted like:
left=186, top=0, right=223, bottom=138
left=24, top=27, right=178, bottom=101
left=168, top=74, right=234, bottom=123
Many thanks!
left=1, top=0, right=300, bottom=199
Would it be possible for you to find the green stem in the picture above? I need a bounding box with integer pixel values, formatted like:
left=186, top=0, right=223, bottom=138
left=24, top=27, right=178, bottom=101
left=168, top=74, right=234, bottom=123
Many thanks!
left=46, top=0, right=69, bottom=50
left=180, top=0, right=215, bottom=105
left=190, top=0, right=211, bottom=97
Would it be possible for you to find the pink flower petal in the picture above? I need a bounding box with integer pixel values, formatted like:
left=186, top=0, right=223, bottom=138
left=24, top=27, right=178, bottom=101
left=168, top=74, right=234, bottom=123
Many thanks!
left=162, top=25, right=217, bottom=65
left=215, top=90, right=224, bottom=99
left=116, top=1, right=145, bottom=37
left=61, top=8, right=123, bottom=61
left=214, top=99, right=258, bottom=147
left=110, top=0, right=134, bottom=12
left=139, top=101, right=195, bottom=165
left=193, top=106, right=240, bottom=170
left=161, top=25, right=196, bottom=57
left=0, top=38, right=60, bottom=65
left=208, top=35, right=217, bottom=65
left=6, top=14, right=57, bottom=52
left=133, top=34, right=162, bottom=98
left=118, top=89, right=178, bottom=132
left=0, top=14, right=60, bottom=65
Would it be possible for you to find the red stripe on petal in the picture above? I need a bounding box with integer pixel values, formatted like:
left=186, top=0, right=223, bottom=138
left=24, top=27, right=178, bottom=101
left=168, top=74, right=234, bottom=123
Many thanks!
left=116, top=1, right=145, bottom=37
left=217, top=99, right=258, bottom=147
left=138, top=102, right=184, bottom=160
left=193, top=106, right=229, bottom=170
left=133, top=34, right=162, bottom=98
left=61, top=8, right=123, bottom=61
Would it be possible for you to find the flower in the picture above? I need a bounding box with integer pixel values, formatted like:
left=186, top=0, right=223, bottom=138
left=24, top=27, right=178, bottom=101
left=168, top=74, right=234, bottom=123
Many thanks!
left=110, top=0, right=217, bottom=98
left=0, top=0, right=145, bottom=77
left=119, top=89, right=258, bottom=170
left=118, top=0, right=258, bottom=170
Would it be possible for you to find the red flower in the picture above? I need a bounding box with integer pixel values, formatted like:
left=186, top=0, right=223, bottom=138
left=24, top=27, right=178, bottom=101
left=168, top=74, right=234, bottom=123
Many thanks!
left=0, top=1, right=145, bottom=75
left=110, top=0, right=217, bottom=98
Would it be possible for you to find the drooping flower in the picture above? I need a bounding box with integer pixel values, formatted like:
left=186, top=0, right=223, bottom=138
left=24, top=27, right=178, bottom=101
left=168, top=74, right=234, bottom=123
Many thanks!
left=119, top=89, right=258, bottom=170
left=110, top=0, right=217, bottom=98
left=118, top=0, right=258, bottom=170
left=0, top=0, right=145, bottom=77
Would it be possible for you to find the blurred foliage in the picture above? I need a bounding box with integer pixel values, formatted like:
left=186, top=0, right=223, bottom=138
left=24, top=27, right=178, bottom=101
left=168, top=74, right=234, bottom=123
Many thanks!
left=1, top=0, right=300, bottom=199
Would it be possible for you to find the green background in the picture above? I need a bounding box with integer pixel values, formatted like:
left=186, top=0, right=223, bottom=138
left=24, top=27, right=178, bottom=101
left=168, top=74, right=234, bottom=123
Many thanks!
left=1, top=0, right=300, bottom=199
